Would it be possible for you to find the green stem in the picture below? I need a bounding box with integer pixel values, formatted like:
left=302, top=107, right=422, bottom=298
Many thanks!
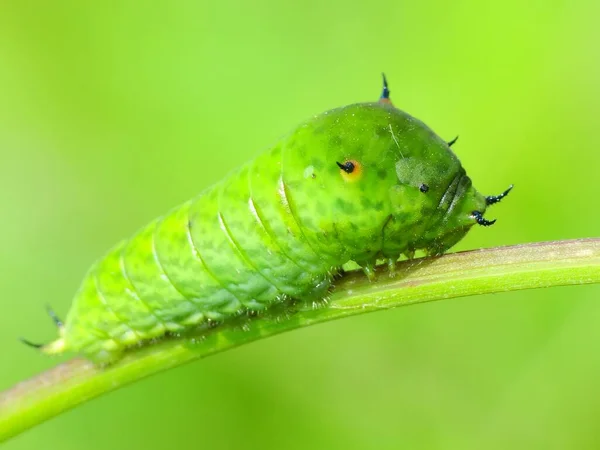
left=1, top=238, right=599, bottom=443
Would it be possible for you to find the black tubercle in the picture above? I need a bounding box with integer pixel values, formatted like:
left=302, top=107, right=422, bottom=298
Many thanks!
left=447, top=136, right=459, bottom=147
left=471, top=210, right=496, bottom=226
left=486, top=184, right=514, bottom=206
left=419, top=183, right=429, bottom=193
left=19, top=337, right=43, bottom=349
left=46, top=304, right=63, bottom=328
left=336, top=161, right=355, bottom=173
left=380, top=73, right=390, bottom=100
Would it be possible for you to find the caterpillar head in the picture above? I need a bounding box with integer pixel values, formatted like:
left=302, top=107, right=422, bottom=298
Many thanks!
left=281, top=76, right=511, bottom=265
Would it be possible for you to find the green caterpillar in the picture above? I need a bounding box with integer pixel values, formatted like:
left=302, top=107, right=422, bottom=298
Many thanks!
left=24, top=75, right=512, bottom=363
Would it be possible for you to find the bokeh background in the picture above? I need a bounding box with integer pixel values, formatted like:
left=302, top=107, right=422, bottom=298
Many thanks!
left=1, top=1, right=599, bottom=449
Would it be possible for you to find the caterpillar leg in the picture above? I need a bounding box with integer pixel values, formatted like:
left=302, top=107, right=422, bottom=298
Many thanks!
left=359, top=261, right=377, bottom=281
left=20, top=305, right=67, bottom=356
left=387, top=257, right=398, bottom=278
left=358, top=256, right=401, bottom=280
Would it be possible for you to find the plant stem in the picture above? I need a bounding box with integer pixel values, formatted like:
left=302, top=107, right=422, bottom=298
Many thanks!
left=1, top=238, right=599, bottom=443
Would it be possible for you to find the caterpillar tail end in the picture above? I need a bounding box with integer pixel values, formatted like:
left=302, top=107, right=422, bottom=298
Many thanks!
left=42, top=336, right=67, bottom=355
left=20, top=305, right=68, bottom=356
left=20, top=335, right=66, bottom=355
left=19, top=330, right=67, bottom=355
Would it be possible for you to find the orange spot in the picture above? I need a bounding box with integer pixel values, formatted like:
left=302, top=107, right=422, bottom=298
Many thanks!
left=339, top=159, right=363, bottom=182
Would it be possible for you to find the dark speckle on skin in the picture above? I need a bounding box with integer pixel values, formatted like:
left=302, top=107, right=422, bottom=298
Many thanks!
left=335, top=198, right=357, bottom=215
left=314, top=123, right=328, bottom=135
left=377, top=168, right=387, bottom=180
left=329, top=135, right=342, bottom=147
left=360, top=197, right=373, bottom=210
left=316, top=201, right=328, bottom=216
left=395, top=211, right=411, bottom=223
left=310, top=158, right=324, bottom=170
left=374, top=125, right=388, bottom=138
left=302, top=217, right=316, bottom=230
left=331, top=222, right=340, bottom=239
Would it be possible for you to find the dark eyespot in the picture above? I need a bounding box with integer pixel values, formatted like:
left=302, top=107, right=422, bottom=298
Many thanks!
left=419, top=183, right=429, bottom=193
left=336, top=160, right=362, bottom=182
left=336, top=161, right=355, bottom=173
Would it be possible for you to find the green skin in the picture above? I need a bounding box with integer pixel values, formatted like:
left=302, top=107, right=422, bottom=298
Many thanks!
left=44, top=101, right=491, bottom=363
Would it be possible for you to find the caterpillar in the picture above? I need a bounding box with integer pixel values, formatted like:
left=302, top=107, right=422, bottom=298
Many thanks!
left=23, top=75, right=512, bottom=363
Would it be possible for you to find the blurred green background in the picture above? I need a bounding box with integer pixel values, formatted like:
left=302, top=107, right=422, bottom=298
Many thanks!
left=1, top=1, right=599, bottom=449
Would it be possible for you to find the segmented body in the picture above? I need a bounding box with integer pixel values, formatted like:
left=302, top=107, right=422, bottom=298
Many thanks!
left=66, top=141, right=336, bottom=361
left=38, top=93, right=509, bottom=363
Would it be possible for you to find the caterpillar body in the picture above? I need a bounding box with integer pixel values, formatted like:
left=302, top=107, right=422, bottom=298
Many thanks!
left=26, top=76, right=511, bottom=363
